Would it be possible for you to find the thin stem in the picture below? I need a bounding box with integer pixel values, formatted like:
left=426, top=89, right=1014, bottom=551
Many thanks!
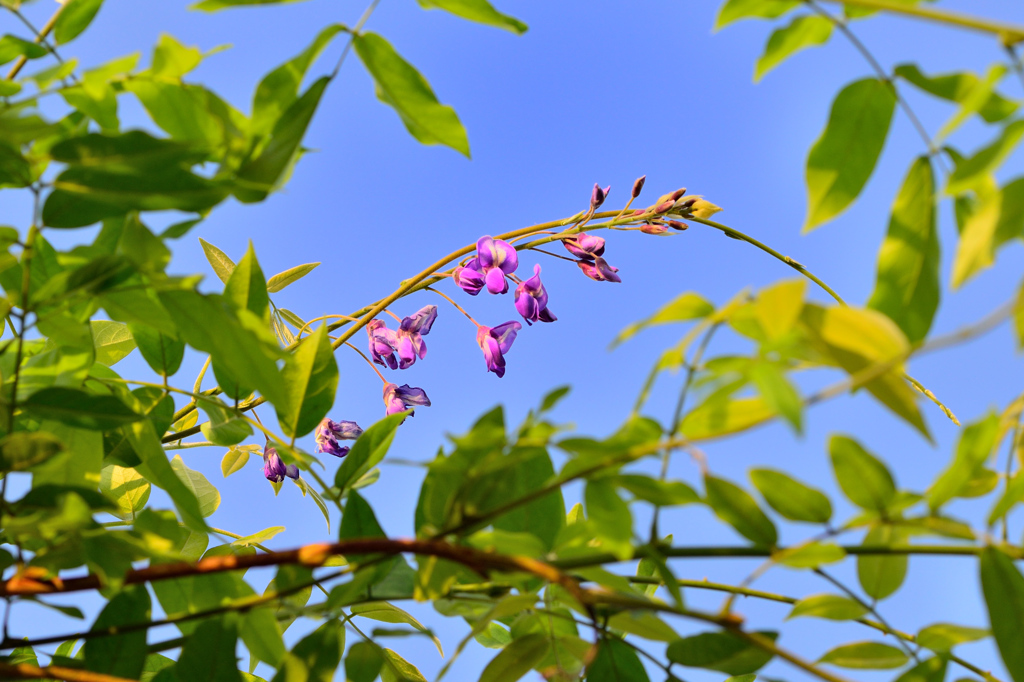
left=343, top=341, right=387, bottom=383
left=1006, top=44, right=1024, bottom=94
left=294, top=314, right=360, bottom=338
left=331, top=0, right=382, bottom=77
left=163, top=441, right=216, bottom=451
left=528, top=246, right=577, bottom=263
left=5, top=2, right=68, bottom=80
left=425, top=286, right=481, bottom=327
left=815, top=0, right=1024, bottom=44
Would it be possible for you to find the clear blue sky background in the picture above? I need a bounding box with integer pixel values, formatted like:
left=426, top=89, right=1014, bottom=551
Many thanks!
left=5, top=0, right=1024, bottom=679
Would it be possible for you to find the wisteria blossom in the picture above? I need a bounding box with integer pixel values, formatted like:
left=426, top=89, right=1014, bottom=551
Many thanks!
left=563, top=233, right=605, bottom=260
left=577, top=256, right=621, bottom=283
left=367, top=306, right=438, bottom=370
left=367, top=319, right=399, bottom=369
left=263, top=444, right=299, bottom=483
left=454, top=236, right=519, bottom=295
left=514, top=264, right=556, bottom=325
left=314, top=418, right=363, bottom=458
left=384, top=382, right=431, bottom=416
left=477, top=321, right=522, bottom=378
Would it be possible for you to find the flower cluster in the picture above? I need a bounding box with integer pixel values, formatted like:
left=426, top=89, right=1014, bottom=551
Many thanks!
left=368, top=305, right=437, bottom=370
left=262, top=444, right=299, bottom=483
left=314, top=418, right=363, bottom=458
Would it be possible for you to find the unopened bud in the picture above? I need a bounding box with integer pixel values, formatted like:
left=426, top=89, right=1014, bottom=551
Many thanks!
left=640, top=223, right=668, bottom=235
left=669, top=188, right=687, bottom=202
left=631, top=175, right=646, bottom=198
left=667, top=220, right=688, bottom=231
left=689, top=198, right=723, bottom=219
left=590, top=183, right=610, bottom=210
left=654, top=199, right=675, bottom=213
left=631, top=208, right=646, bottom=216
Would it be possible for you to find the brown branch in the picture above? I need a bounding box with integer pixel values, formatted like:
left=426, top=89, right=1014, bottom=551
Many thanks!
left=0, top=662, right=136, bottom=682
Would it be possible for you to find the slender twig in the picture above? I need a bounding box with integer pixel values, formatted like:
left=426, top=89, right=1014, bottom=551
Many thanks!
left=5, top=3, right=68, bottom=80
left=425, top=286, right=481, bottom=327
left=343, top=341, right=388, bottom=383
left=330, top=0, right=381, bottom=78
left=0, top=662, right=135, bottom=682
left=815, top=0, right=1024, bottom=44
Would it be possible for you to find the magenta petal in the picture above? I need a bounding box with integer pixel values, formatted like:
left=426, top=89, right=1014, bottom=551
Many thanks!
left=476, top=235, right=497, bottom=268
left=485, top=267, right=508, bottom=294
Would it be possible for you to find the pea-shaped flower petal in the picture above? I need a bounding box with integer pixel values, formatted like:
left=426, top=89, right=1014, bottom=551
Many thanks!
left=476, top=321, right=522, bottom=378
left=514, top=264, right=556, bottom=325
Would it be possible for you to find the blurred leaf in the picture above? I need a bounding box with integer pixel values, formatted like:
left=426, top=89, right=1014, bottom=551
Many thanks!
left=947, top=120, right=1024, bottom=195
left=354, top=32, right=470, bottom=156
left=126, top=419, right=208, bottom=532
left=192, top=0, right=311, bottom=10
left=151, top=34, right=203, bottom=80
left=478, top=633, right=547, bottom=682
left=266, top=262, right=320, bottom=293
left=788, top=594, right=869, bottom=621
left=270, top=620, right=344, bottom=682
left=938, top=64, right=1008, bottom=143
left=100, top=464, right=150, bottom=517
left=585, top=638, right=650, bottom=681
left=351, top=602, right=441, bottom=657
left=54, top=0, right=104, bottom=45
left=755, top=15, right=831, bottom=82
left=705, top=475, right=777, bottom=546
left=749, top=468, right=831, bottom=523
left=715, top=0, right=799, bottom=29
left=980, top=547, right=1024, bottom=682
left=802, top=305, right=928, bottom=438
left=277, top=325, right=338, bottom=439
left=380, top=648, right=428, bottom=682
left=867, top=156, right=939, bottom=343
left=0, top=142, right=33, bottom=188
left=606, top=611, right=678, bottom=643
left=857, top=525, right=908, bottom=600
left=83, top=586, right=150, bottom=679
left=667, top=631, right=777, bottom=675
left=774, top=542, right=845, bottom=569
left=819, top=642, right=908, bottom=669
left=829, top=435, right=895, bottom=512
left=680, top=396, right=775, bottom=442
left=585, top=478, right=633, bottom=558
left=0, top=432, right=64, bottom=472
left=927, top=412, right=1000, bottom=509
left=613, top=474, right=699, bottom=507
left=895, top=63, right=1017, bottom=123
left=805, top=78, right=896, bottom=231
left=416, top=0, right=527, bottom=34
left=175, top=616, right=244, bottom=682
left=894, top=657, right=947, bottom=682
left=950, top=177, right=1000, bottom=289
left=755, top=279, right=805, bottom=340
left=0, top=35, right=47, bottom=65
left=916, top=623, right=989, bottom=654
left=612, top=291, right=713, bottom=347
left=170, top=455, right=221, bottom=517
left=345, top=642, right=384, bottom=682
left=748, top=362, right=802, bottom=433
left=23, top=387, right=141, bottom=430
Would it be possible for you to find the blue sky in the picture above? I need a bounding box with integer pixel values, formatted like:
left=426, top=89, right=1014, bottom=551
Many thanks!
left=6, top=0, right=1024, bottom=679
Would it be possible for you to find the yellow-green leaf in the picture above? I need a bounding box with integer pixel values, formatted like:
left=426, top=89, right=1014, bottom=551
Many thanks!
left=755, top=15, right=832, bottom=82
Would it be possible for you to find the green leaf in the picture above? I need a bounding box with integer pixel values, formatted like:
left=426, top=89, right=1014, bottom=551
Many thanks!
left=605, top=611, right=678, bottom=643
left=478, top=633, right=548, bottom=682
left=0, top=142, right=31, bottom=188
left=221, top=445, right=256, bottom=478
left=585, top=478, right=633, bottom=558
left=192, top=0, right=311, bottom=10
left=23, top=387, right=141, bottom=430
left=91, top=320, right=136, bottom=366
left=804, top=78, right=896, bottom=231
left=667, top=631, right=777, bottom=675
left=198, top=238, right=236, bottom=283
left=266, top=263, right=320, bottom=293
left=345, top=642, right=384, bottom=682
left=0, top=432, right=64, bottom=473
left=755, top=278, right=806, bottom=340
left=705, top=475, right=777, bottom=546
left=170, top=455, right=221, bottom=518
left=916, top=623, right=989, bottom=654
left=612, top=291, right=714, bottom=347
left=613, top=474, right=700, bottom=507
left=715, top=0, right=799, bottom=29
left=951, top=177, right=1000, bottom=289
left=339, top=490, right=385, bottom=543
left=936, top=65, right=1008, bottom=144
left=829, top=435, right=895, bottom=512
left=175, top=616, right=244, bottom=682
left=151, top=34, right=203, bottom=80
left=981, top=547, right=1024, bottom=682
left=819, top=642, right=908, bottom=669
left=867, top=156, right=940, bottom=343
left=276, top=325, right=338, bottom=439
left=335, top=413, right=405, bottom=493
left=927, top=412, right=1000, bottom=509
left=380, top=649, right=427, bottom=682
left=679, top=396, right=775, bottom=442
left=416, top=0, right=527, bottom=34
left=748, top=361, right=802, bottom=433
left=0, top=35, right=48, bottom=65
left=125, top=419, right=208, bottom=532
left=585, top=638, right=650, bottom=681
left=353, top=33, right=470, bottom=156
left=749, top=468, right=831, bottom=523
left=83, top=586, right=150, bottom=679
left=788, top=594, right=869, bottom=621
left=895, top=63, right=1017, bottom=123
left=270, top=620, right=344, bottom=682
left=754, top=15, right=831, bottom=82
left=894, top=657, right=947, bottom=682
left=947, top=120, right=1024, bottom=196
left=236, top=77, right=328, bottom=202
left=129, top=323, right=185, bottom=377
left=802, top=305, right=928, bottom=438
left=225, top=243, right=270, bottom=320
left=100, top=464, right=151, bottom=517
left=857, top=525, right=908, bottom=600
left=350, top=602, right=441, bottom=657
left=54, top=0, right=104, bottom=45
left=774, top=541, right=846, bottom=569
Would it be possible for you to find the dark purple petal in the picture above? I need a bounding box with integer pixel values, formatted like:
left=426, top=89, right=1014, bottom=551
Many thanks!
left=515, top=291, right=538, bottom=325
left=590, top=183, right=610, bottom=209
left=263, top=445, right=289, bottom=483
left=538, top=308, right=557, bottom=323
left=400, top=305, right=437, bottom=335
left=367, top=320, right=398, bottom=369
left=395, top=384, right=431, bottom=406
left=454, top=265, right=485, bottom=296
left=285, top=464, right=300, bottom=480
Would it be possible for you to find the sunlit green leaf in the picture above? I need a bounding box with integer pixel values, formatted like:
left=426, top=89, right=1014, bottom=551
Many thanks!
left=947, top=120, right=1024, bottom=196
left=749, top=468, right=831, bottom=523
left=266, top=262, right=320, bottom=293
left=788, top=594, right=868, bottom=621
left=917, top=623, right=989, bottom=654
left=54, top=0, right=104, bottom=45
left=755, top=15, right=831, bottom=82
left=667, top=631, right=777, bottom=675
left=829, top=435, right=895, bottom=512
left=857, top=525, right=908, bottom=600
left=478, top=633, right=547, bottom=682
left=170, top=454, right=221, bottom=517
left=819, top=642, right=908, bottom=669
left=277, top=325, right=338, bottom=439
left=705, top=475, right=777, bottom=546
left=895, top=63, right=1017, bottom=123
left=927, top=412, right=1000, bottom=509
left=612, top=291, right=713, bottom=347
left=715, top=0, right=799, bottom=29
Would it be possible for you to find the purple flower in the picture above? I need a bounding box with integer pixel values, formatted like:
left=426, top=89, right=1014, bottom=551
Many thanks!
left=367, top=319, right=398, bottom=370
left=383, top=382, right=431, bottom=416
left=315, top=418, right=363, bottom=458
left=394, top=305, right=437, bottom=369
left=577, top=256, right=621, bottom=283
left=562, top=233, right=605, bottom=261
left=263, top=444, right=299, bottom=483
left=514, top=264, right=556, bottom=325
left=591, top=183, right=610, bottom=210
left=455, top=236, right=519, bottom=296
left=476, top=321, right=522, bottom=378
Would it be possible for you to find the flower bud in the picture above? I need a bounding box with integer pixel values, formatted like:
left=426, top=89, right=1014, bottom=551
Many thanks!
left=654, top=199, right=675, bottom=213
left=667, top=220, right=688, bottom=231
left=631, top=175, right=646, bottom=198
left=590, top=183, right=610, bottom=210
left=688, top=198, right=723, bottom=219
left=640, top=223, right=668, bottom=235
left=669, top=187, right=687, bottom=202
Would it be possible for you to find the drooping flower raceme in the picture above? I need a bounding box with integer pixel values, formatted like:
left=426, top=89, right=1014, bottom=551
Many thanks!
left=367, top=319, right=399, bottom=370
left=383, top=383, right=431, bottom=416
left=477, top=321, right=522, bottom=378
left=514, top=264, right=556, bottom=325
left=454, top=236, right=519, bottom=295
left=394, top=305, right=437, bottom=369
left=263, top=444, right=299, bottom=483
left=314, top=418, right=363, bottom=458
